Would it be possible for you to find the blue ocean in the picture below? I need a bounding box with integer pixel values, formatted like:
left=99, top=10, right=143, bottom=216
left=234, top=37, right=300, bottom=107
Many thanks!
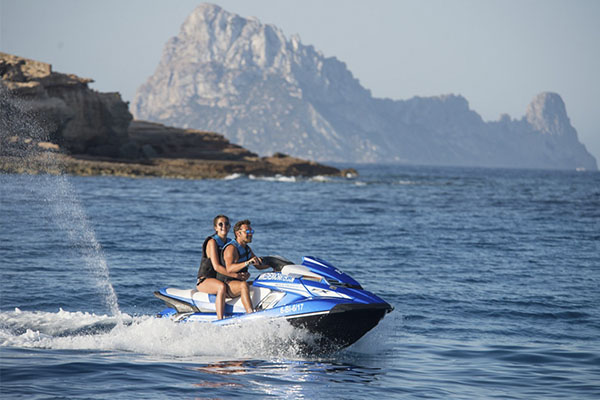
left=1, top=165, right=599, bottom=399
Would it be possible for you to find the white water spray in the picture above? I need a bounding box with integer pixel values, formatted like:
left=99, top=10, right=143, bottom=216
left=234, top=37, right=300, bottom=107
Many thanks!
left=42, top=174, right=122, bottom=318
left=0, top=309, right=310, bottom=359
left=1, top=86, right=122, bottom=319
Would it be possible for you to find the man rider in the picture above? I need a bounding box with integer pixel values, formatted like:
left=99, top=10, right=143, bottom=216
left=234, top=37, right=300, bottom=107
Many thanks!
left=218, top=219, right=273, bottom=313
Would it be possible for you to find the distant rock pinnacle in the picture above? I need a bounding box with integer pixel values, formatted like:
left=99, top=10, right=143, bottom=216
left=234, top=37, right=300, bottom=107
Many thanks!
left=133, top=3, right=597, bottom=171
left=526, top=92, right=574, bottom=137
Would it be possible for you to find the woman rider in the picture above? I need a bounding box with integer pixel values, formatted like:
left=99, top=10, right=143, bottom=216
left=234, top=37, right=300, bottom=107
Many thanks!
left=196, top=215, right=248, bottom=319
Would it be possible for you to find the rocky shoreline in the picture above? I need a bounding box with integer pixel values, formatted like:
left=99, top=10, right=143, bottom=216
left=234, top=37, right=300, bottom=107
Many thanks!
left=1, top=52, right=355, bottom=180
left=0, top=152, right=352, bottom=180
left=1, top=120, right=354, bottom=179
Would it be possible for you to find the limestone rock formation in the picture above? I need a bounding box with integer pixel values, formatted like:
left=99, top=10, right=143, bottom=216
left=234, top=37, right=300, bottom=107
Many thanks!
left=133, top=4, right=597, bottom=171
left=1, top=52, right=132, bottom=156
left=1, top=52, right=349, bottom=179
left=526, top=92, right=575, bottom=137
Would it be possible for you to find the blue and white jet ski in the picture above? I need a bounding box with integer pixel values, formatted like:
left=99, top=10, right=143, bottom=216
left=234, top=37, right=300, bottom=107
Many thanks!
left=154, top=256, right=392, bottom=349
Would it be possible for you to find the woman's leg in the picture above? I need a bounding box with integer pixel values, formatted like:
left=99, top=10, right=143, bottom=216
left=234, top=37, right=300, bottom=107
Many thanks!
left=196, top=278, right=227, bottom=319
left=226, top=280, right=253, bottom=313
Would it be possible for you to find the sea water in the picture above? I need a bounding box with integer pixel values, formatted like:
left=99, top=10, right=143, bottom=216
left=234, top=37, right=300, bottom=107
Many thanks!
left=1, top=165, right=599, bottom=399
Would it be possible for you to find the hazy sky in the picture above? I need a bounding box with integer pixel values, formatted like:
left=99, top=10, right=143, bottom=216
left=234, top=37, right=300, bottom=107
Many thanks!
left=2, top=0, right=599, bottom=160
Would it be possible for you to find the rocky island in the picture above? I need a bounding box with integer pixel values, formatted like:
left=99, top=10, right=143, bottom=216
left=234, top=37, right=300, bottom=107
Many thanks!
left=0, top=52, right=353, bottom=179
left=134, top=4, right=597, bottom=171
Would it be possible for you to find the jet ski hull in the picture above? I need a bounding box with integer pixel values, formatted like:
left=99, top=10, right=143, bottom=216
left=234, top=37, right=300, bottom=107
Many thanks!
left=286, top=303, right=391, bottom=349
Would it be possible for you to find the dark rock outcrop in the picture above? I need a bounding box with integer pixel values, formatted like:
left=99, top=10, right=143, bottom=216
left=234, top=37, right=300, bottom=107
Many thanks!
left=1, top=52, right=131, bottom=155
left=1, top=52, right=349, bottom=179
left=133, top=4, right=597, bottom=171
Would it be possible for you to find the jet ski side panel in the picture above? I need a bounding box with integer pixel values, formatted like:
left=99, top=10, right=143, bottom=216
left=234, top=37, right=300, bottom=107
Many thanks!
left=155, top=286, right=273, bottom=316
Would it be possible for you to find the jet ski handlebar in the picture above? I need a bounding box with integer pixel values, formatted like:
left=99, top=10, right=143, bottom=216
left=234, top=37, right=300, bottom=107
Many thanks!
left=261, top=255, right=294, bottom=272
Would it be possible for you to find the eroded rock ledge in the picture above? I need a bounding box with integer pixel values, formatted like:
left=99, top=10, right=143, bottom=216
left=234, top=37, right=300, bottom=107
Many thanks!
left=1, top=52, right=355, bottom=179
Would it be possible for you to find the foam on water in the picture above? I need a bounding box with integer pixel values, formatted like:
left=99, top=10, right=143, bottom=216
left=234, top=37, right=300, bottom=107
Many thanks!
left=223, top=172, right=244, bottom=180
left=309, top=175, right=332, bottom=182
left=0, top=308, right=125, bottom=337
left=0, top=309, right=312, bottom=359
left=249, top=174, right=297, bottom=182
left=396, top=180, right=417, bottom=185
left=222, top=172, right=335, bottom=183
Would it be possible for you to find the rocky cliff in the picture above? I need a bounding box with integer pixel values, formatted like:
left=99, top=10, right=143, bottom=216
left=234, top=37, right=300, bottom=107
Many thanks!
left=0, top=52, right=131, bottom=156
left=1, top=52, right=350, bottom=179
left=133, top=3, right=597, bottom=171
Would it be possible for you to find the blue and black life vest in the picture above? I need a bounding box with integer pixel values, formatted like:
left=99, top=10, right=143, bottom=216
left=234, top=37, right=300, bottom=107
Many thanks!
left=216, top=240, right=252, bottom=282
left=197, top=234, right=229, bottom=280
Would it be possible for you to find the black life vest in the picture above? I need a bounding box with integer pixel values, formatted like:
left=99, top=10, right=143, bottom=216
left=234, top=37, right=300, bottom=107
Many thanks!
left=197, top=234, right=229, bottom=279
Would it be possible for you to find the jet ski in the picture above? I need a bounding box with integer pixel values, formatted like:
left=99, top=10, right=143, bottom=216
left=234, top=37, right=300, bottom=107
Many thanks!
left=154, top=256, right=393, bottom=350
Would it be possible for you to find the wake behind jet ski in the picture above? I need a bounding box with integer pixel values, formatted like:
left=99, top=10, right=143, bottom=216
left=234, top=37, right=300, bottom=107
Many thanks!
left=154, top=256, right=393, bottom=350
